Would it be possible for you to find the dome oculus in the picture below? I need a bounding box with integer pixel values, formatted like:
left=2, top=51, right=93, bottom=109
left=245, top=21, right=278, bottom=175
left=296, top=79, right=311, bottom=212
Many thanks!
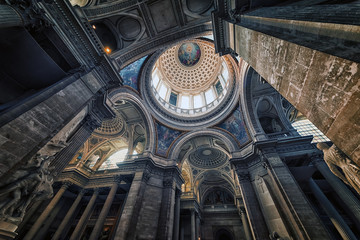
left=178, top=42, right=201, bottom=67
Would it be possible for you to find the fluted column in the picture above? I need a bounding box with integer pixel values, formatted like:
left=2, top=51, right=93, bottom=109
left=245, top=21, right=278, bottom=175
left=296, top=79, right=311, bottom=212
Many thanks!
left=263, top=152, right=330, bottom=239
left=0, top=5, right=24, bottom=28
left=195, top=213, right=200, bottom=240
left=173, top=189, right=181, bottom=240
left=52, top=189, right=86, bottom=240
left=180, top=222, right=184, bottom=240
left=190, top=210, right=196, bottom=240
left=50, top=115, right=101, bottom=175
left=240, top=207, right=252, bottom=240
left=24, top=182, right=71, bottom=240
left=234, top=166, right=268, bottom=239
left=69, top=188, right=99, bottom=240
left=114, top=171, right=149, bottom=240
left=89, top=182, right=118, bottom=240
left=309, top=178, right=357, bottom=240
left=157, top=174, right=178, bottom=240
left=313, top=157, right=360, bottom=223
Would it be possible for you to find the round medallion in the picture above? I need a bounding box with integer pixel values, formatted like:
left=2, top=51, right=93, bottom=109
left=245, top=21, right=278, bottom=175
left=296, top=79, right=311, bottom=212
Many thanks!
left=178, top=43, right=201, bottom=67
left=118, top=17, right=141, bottom=40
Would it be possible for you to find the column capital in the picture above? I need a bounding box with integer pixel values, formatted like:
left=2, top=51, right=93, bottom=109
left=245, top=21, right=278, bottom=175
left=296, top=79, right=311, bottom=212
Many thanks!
left=5, top=0, right=52, bottom=29
left=310, top=153, right=323, bottom=164
left=92, top=188, right=100, bottom=195
left=62, top=181, right=73, bottom=189
left=163, top=178, right=174, bottom=188
left=114, top=174, right=134, bottom=184
left=82, top=114, right=102, bottom=132
left=142, top=171, right=151, bottom=183
left=175, top=188, right=182, bottom=199
left=236, top=170, right=250, bottom=182
left=79, top=189, right=87, bottom=195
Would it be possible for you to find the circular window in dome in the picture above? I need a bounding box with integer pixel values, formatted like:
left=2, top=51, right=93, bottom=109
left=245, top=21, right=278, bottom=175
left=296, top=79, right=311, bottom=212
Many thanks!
left=178, top=42, right=201, bottom=67
left=140, top=38, right=240, bottom=130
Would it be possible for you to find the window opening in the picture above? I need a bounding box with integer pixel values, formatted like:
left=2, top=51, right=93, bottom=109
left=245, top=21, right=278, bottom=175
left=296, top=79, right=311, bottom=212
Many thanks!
left=169, top=92, right=178, bottom=106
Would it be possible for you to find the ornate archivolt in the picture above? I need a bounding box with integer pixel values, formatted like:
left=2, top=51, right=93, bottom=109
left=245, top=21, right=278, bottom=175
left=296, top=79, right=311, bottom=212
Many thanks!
left=108, top=88, right=156, bottom=153
left=169, top=129, right=237, bottom=161
left=68, top=99, right=149, bottom=172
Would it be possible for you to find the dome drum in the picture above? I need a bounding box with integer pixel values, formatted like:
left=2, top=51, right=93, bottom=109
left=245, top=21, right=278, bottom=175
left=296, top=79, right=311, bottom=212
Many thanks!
left=140, top=38, right=240, bottom=130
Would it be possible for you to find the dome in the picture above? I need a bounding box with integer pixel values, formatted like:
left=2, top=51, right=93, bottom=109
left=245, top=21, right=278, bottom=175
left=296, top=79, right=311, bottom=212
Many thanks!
left=93, top=113, right=125, bottom=137
left=140, top=38, right=240, bottom=130
left=156, top=40, right=221, bottom=94
left=188, top=147, right=227, bottom=169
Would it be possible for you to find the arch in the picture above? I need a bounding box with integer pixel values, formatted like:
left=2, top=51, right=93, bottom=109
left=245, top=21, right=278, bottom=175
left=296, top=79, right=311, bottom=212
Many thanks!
left=239, top=66, right=264, bottom=140
left=169, top=129, right=239, bottom=161
left=108, top=87, right=156, bottom=153
left=195, top=169, right=236, bottom=201
left=92, top=20, right=120, bottom=51
left=139, top=46, right=241, bottom=131
left=202, top=187, right=235, bottom=206
left=255, top=96, right=285, bottom=134
left=214, top=228, right=234, bottom=240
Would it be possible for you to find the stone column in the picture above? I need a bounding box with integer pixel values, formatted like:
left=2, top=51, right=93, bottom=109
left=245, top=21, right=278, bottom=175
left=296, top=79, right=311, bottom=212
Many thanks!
left=156, top=176, right=177, bottom=240
left=34, top=199, right=65, bottom=240
left=173, top=189, right=181, bottom=240
left=69, top=189, right=99, bottom=240
left=89, top=182, right=118, bottom=240
left=263, top=152, right=330, bottom=239
left=52, top=189, right=86, bottom=240
left=190, top=210, right=196, bottom=240
left=309, top=178, right=357, bottom=240
left=114, top=171, right=149, bottom=240
left=180, top=223, right=185, bottom=240
left=240, top=207, right=252, bottom=240
left=24, top=182, right=71, bottom=240
left=195, top=213, right=200, bottom=240
left=313, top=157, right=360, bottom=223
left=234, top=166, right=268, bottom=239
left=50, top=114, right=101, bottom=175
left=0, top=5, right=24, bottom=28
left=180, top=222, right=184, bottom=240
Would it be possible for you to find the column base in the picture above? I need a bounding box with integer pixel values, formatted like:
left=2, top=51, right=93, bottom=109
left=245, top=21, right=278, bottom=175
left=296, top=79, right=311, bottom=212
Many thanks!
left=0, top=221, right=18, bottom=240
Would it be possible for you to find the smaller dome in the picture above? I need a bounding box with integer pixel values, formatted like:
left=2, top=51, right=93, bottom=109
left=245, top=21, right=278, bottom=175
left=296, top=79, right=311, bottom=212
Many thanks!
left=178, top=42, right=201, bottom=67
left=188, top=147, right=227, bottom=169
left=94, top=114, right=124, bottom=136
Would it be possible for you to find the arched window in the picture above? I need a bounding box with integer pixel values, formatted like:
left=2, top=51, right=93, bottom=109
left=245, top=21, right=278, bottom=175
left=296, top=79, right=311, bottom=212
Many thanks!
left=98, top=148, right=128, bottom=170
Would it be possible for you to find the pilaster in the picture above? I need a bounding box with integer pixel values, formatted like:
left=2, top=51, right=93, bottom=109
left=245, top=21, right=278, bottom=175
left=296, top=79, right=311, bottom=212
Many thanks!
left=232, top=160, right=269, bottom=240
left=261, top=149, right=330, bottom=239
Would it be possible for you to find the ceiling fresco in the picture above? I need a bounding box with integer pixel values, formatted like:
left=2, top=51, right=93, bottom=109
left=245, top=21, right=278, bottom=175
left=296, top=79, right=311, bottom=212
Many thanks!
left=216, top=105, right=250, bottom=146
left=177, top=42, right=201, bottom=67
left=119, top=56, right=147, bottom=91
left=155, top=121, right=183, bottom=156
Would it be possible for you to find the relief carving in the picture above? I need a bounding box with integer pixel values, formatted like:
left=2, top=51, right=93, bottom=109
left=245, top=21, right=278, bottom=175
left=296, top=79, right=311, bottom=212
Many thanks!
left=0, top=141, right=66, bottom=224
left=317, top=143, right=360, bottom=195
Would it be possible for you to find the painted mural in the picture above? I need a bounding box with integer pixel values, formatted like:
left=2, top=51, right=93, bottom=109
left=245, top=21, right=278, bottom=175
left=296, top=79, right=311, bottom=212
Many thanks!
left=119, top=56, right=147, bottom=91
left=156, top=122, right=182, bottom=156
left=178, top=42, right=201, bottom=67
left=217, top=106, right=249, bottom=146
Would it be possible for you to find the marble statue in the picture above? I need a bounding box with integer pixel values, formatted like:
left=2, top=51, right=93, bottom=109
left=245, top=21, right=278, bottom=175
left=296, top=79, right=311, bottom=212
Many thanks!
left=0, top=140, right=66, bottom=223
left=0, top=156, right=54, bottom=223
left=317, top=143, right=360, bottom=195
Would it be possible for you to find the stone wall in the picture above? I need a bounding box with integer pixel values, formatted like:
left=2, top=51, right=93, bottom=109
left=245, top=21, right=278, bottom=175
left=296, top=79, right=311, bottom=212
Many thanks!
left=233, top=23, right=360, bottom=162
left=0, top=71, right=102, bottom=178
